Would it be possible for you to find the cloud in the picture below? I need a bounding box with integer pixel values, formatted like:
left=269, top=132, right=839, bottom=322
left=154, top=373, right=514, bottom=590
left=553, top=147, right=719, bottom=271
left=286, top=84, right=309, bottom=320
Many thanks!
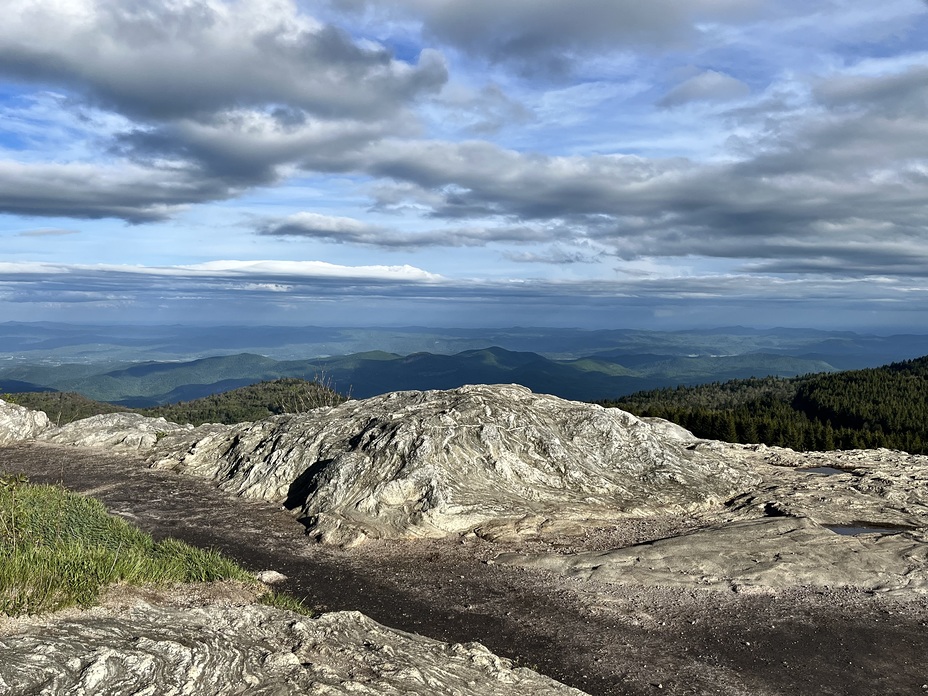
left=323, top=53, right=928, bottom=278
left=0, top=160, right=237, bottom=222
left=331, top=0, right=763, bottom=73
left=258, top=212, right=556, bottom=249
left=659, top=70, right=751, bottom=107
left=504, top=246, right=600, bottom=264
left=3, top=259, right=925, bottom=333
left=0, top=0, right=447, bottom=122
left=16, top=227, right=80, bottom=237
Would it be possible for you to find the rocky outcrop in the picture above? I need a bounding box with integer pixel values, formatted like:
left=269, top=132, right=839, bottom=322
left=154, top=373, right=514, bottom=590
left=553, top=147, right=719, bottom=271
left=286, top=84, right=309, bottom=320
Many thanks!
left=149, top=385, right=757, bottom=545
left=0, top=603, right=585, bottom=695
left=0, top=398, right=51, bottom=445
left=38, top=413, right=196, bottom=451
left=495, top=516, right=928, bottom=593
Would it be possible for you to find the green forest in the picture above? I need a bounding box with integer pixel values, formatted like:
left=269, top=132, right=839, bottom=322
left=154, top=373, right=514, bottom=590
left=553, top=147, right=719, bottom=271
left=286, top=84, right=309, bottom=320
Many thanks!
left=5, top=356, right=928, bottom=455
left=3, top=378, right=345, bottom=427
left=600, top=355, right=928, bottom=454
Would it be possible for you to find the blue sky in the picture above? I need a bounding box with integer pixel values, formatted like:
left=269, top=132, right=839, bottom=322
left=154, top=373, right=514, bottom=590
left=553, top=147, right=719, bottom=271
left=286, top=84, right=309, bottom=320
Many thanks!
left=1, top=0, right=927, bottom=330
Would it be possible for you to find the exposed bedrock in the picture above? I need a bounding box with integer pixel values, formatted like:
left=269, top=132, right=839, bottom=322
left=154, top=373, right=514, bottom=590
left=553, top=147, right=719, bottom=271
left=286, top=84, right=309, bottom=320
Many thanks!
left=148, top=385, right=757, bottom=545
left=0, top=398, right=51, bottom=445
left=39, top=412, right=196, bottom=451
left=495, top=516, right=928, bottom=593
left=0, top=604, right=585, bottom=696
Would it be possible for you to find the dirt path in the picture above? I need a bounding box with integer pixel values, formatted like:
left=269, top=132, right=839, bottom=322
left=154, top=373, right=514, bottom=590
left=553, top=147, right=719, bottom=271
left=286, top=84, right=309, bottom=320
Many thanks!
left=3, top=442, right=928, bottom=696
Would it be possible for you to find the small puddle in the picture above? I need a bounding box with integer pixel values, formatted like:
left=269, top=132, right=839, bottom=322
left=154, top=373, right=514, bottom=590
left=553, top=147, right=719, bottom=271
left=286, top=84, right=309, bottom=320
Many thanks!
left=825, top=523, right=911, bottom=537
left=799, top=467, right=847, bottom=476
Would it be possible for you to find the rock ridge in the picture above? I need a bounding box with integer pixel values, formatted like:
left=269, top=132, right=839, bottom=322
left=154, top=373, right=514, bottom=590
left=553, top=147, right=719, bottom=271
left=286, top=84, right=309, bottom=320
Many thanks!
left=146, top=384, right=757, bottom=545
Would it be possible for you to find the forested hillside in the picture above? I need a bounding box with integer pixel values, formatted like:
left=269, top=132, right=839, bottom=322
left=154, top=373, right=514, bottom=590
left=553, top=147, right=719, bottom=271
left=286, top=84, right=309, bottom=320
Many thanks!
left=2, top=378, right=344, bottom=426
left=602, top=356, right=928, bottom=454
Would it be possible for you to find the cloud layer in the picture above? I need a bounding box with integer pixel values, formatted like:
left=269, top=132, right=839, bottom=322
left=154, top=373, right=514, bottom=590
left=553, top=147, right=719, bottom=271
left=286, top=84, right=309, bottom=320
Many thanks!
left=1, top=0, right=927, bottom=329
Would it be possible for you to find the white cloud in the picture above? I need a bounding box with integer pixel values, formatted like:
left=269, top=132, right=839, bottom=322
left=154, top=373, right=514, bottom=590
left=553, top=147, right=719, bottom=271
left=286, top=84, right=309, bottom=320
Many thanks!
left=659, top=70, right=750, bottom=107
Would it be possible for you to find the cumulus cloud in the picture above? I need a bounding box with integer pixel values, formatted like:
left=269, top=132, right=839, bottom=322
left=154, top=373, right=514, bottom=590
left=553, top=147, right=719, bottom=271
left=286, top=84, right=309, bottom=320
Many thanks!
left=504, top=246, right=600, bottom=264
left=0, top=0, right=447, bottom=121
left=0, top=0, right=446, bottom=220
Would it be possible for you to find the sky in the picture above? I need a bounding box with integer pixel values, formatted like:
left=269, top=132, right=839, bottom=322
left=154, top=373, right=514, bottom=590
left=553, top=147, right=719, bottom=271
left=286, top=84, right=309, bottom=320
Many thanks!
left=1, top=0, right=927, bottom=331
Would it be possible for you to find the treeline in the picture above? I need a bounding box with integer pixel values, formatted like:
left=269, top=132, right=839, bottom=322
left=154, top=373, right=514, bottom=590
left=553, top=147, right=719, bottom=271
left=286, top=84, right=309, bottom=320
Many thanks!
left=141, top=378, right=345, bottom=425
left=600, top=356, right=928, bottom=454
left=2, top=390, right=128, bottom=425
left=2, top=378, right=345, bottom=426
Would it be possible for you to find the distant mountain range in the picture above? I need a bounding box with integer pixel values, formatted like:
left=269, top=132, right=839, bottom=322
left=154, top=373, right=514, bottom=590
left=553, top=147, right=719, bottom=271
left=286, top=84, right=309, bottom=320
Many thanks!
left=3, top=323, right=928, bottom=406
left=0, top=346, right=843, bottom=406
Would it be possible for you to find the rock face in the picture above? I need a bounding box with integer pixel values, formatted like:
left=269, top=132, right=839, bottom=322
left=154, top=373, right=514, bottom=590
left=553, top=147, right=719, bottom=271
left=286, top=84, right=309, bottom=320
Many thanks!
left=0, top=398, right=51, bottom=445
left=39, top=413, right=195, bottom=451
left=497, top=444, right=928, bottom=593
left=495, top=516, right=928, bottom=593
left=150, top=385, right=756, bottom=545
left=0, top=604, right=585, bottom=695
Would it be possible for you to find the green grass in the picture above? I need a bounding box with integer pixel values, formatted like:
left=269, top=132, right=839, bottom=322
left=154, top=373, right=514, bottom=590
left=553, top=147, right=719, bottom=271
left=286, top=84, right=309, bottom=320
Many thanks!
left=259, top=590, right=316, bottom=616
left=0, top=474, right=263, bottom=617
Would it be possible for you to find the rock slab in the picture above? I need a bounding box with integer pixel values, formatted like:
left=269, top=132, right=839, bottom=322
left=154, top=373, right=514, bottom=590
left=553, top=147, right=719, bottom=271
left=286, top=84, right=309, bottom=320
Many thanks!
left=495, top=516, right=928, bottom=593
left=0, top=604, right=586, bottom=696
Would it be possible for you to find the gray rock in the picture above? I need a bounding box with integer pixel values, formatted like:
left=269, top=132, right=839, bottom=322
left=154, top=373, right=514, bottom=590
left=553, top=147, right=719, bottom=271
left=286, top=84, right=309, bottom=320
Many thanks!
left=495, top=516, right=928, bottom=593
left=0, top=604, right=586, bottom=695
left=39, top=413, right=194, bottom=451
left=150, top=385, right=757, bottom=545
left=0, top=398, right=51, bottom=445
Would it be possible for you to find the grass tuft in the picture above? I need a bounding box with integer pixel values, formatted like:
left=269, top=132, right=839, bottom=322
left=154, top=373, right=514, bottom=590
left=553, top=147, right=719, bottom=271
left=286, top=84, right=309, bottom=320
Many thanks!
left=0, top=474, right=254, bottom=616
left=259, top=590, right=317, bottom=617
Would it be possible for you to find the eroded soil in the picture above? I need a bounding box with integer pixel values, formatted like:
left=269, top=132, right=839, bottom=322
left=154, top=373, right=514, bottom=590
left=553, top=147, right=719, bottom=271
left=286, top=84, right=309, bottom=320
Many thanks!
left=3, top=442, right=928, bottom=696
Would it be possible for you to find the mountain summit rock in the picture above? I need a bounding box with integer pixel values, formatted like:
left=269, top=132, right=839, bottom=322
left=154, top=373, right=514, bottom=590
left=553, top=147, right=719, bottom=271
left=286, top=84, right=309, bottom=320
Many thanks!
left=148, top=384, right=756, bottom=545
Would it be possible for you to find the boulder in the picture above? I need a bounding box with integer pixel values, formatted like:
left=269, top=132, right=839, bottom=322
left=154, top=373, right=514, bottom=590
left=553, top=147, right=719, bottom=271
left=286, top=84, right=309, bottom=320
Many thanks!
left=0, top=398, right=51, bottom=445
left=39, top=413, right=195, bottom=451
left=150, top=384, right=757, bottom=545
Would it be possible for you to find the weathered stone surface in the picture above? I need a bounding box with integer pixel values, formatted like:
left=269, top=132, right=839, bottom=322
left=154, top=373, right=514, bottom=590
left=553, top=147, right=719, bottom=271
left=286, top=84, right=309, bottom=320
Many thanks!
left=0, top=398, right=51, bottom=445
left=39, top=413, right=195, bottom=451
left=149, top=385, right=757, bottom=545
left=710, top=443, right=928, bottom=528
left=0, top=604, right=585, bottom=696
left=495, top=516, right=928, bottom=593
